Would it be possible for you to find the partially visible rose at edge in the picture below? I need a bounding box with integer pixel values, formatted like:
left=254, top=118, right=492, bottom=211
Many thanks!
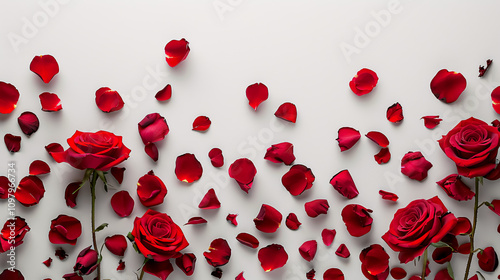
left=438, top=117, right=500, bottom=178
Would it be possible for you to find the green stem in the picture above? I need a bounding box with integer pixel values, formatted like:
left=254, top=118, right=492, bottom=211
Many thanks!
left=90, top=170, right=101, bottom=280
left=464, top=177, right=480, bottom=280
left=421, top=248, right=428, bottom=280
left=139, top=268, right=145, bottom=280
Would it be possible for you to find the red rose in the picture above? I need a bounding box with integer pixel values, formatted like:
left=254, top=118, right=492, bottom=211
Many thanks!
left=439, top=117, right=500, bottom=178
left=131, top=209, right=189, bottom=262
left=48, top=130, right=130, bottom=171
left=0, top=216, right=30, bottom=253
left=382, top=196, right=457, bottom=263
left=73, top=246, right=99, bottom=275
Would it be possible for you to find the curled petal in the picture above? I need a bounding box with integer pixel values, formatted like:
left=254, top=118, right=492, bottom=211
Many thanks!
left=360, top=244, right=390, bottom=279
left=137, top=170, right=167, bottom=207
left=226, top=214, right=238, bottom=226
left=138, top=113, right=169, bottom=145
left=209, top=148, right=224, bottom=167
left=203, top=238, right=231, bottom=267
left=145, top=142, right=159, bottom=162
left=323, top=268, right=345, bottom=280
left=258, top=244, right=288, bottom=272
left=48, top=214, right=82, bottom=245
left=254, top=204, right=282, bottom=233
left=192, top=116, right=211, bottom=131
left=330, top=170, right=359, bottom=199
left=299, top=240, right=317, bottom=262
left=264, top=142, right=295, bottom=165
left=175, top=153, right=203, bottom=183
left=104, top=234, right=127, bottom=256
left=477, top=246, right=498, bottom=272
left=387, top=102, right=404, bottom=123
left=430, top=69, right=467, bottom=103
left=39, top=92, right=62, bottom=112
left=421, top=115, right=442, bottom=129
left=322, top=229, right=336, bottom=246
left=175, top=253, right=196, bottom=276
left=304, top=199, right=329, bottom=218
left=199, top=188, right=221, bottom=209
left=110, top=167, right=125, bottom=184
left=236, top=233, right=259, bottom=248
left=246, top=83, right=268, bottom=110
left=43, top=257, right=52, bottom=267
left=275, top=102, right=297, bottom=123
left=229, top=158, right=257, bottom=193
left=155, top=84, right=172, bottom=101
left=282, top=164, right=314, bottom=196
left=285, top=213, right=301, bottom=230
left=17, top=111, right=39, bottom=136
left=349, top=68, right=378, bottom=96
left=401, top=151, right=433, bottom=181
left=185, top=216, right=208, bottom=225
left=335, top=244, right=350, bottom=258
left=450, top=217, right=472, bottom=235
left=55, top=248, right=68, bottom=260
left=379, top=190, right=398, bottom=201
left=110, top=190, right=134, bottom=217
left=366, top=131, right=389, bottom=147
left=488, top=199, right=500, bottom=216
left=0, top=82, right=20, bottom=114
left=95, top=87, right=124, bottom=113
left=436, top=174, right=475, bottom=201
left=432, top=247, right=453, bottom=264
left=336, top=127, right=361, bottom=151
left=29, top=55, right=59, bottom=83
left=64, top=182, right=80, bottom=208
left=15, top=175, right=45, bottom=206
left=374, top=147, right=391, bottom=164
left=341, top=204, right=373, bottom=237
left=143, top=259, right=174, bottom=280
left=29, top=160, right=50, bottom=175
left=4, top=134, right=21, bottom=153
left=165, top=38, right=190, bottom=67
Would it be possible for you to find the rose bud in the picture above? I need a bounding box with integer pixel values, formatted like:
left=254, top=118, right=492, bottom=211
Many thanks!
left=73, top=246, right=99, bottom=275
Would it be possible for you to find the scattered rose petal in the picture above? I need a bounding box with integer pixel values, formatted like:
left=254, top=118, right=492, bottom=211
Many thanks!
left=95, top=87, right=124, bottom=113
left=137, top=170, right=167, bottom=207
left=104, top=234, right=127, bottom=256
left=489, top=200, right=500, bottom=216
left=138, top=113, right=169, bottom=145
left=175, top=153, right=203, bottom=183
left=264, top=142, right=295, bottom=165
left=29, top=55, right=59, bottom=83
left=329, top=169, right=359, bottom=199
left=45, top=142, right=63, bottom=155
left=199, top=188, right=221, bottom=209
left=366, top=131, right=389, bottom=147
left=432, top=246, right=453, bottom=264
left=258, top=244, right=288, bottom=272
left=236, top=233, right=259, bottom=248
left=209, top=148, right=224, bottom=167
left=204, top=238, right=231, bottom=267
left=0, top=82, right=20, bottom=114
left=285, top=213, right=301, bottom=230
left=349, top=68, right=378, bottom=96
left=323, top=268, right=345, bottom=280
left=111, top=190, right=134, bottom=217
left=477, top=246, right=498, bottom=272
left=0, top=176, right=9, bottom=200
left=374, top=147, right=391, bottom=164
left=341, top=204, right=373, bottom=237
left=110, top=167, right=125, bottom=184
left=0, top=216, right=30, bottom=253
left=436, top=174, right=475, bottom=201
left=155, top=84, right=172, bottom=101
left=144, top=142, right=159, bottom=162
left=62, top=273, right=83, bottom=280
left=15, top=175, right=45, bottom=206
left=322, top=229, right=336, bottom=246
left=17, top=111, right=39, bottom=136
left=479, top=59, right=492, bottom=77
left=282, top=164, right=315, bottom=196
left=335, top=244, right=350, bottom=258
left=165, top=38, right=190, bottom=67
left=229, top=158, right=257, bottom=193
left=176, top=253, right=196, bottom=276
left=360, top=244, right=389, bottom=279
left=55, top=248, right=68, bottom=260
left=401, top=151, right=433, bottom=181
left=48, top=214, right=82, bottom=245
left=421, top=115, right=442, bottom=129
left=143, top=259, right=174, bottom=280
left=254, top=204, right=282, bottom=233
left=306, top=269, right=315, bottom=280
left=29, top=160, right=50, bottom=175
left=64, top=182, right=80, bottom=208
left=43, top=257, right=52, bottom=267
left=305, top=199, right=329, bottom=217
left=275, top=102, right=297, bottom=123
left=492, top=86, right=500, bottom=114
left=435, top=269, right=453, bottom=280
left=246, top=83, right=268, bottom=110
left=379, top=190, right=398, bottom=201
left=4, top=134, right=21, bottom=152
left=235, top=272, right=245, bottom=280
left=212, top=268, right=223, bottom=278
left=430, top=69, right=467, bottom=103
left=0, top=269, right=24, bottom=280
left=336, top=127, right=361, bottom=152
left=299, top=240, right=317, bottom=262
left=117, top=259, right=125, bottom=271
left=226, top=214, right=238, bottom=226
left=185, top=217, right=208, bottom=225
left=192, top=116, right=211, bottom=131
left=39, top=92, right=62, bottom=112
left=390, top=267, right=407, bottom=279
left=387, top=102, right=404, bottom=123
left=450, top=217, right=472, bottom=235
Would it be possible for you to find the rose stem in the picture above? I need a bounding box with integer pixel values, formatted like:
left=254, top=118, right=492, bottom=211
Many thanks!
left=421, top=248, right=428, bottom=280
left=464, top=177, right=480, bottom=280
left=90, top=170, right=101, bottom=280
left=138, top=267, right=145, bottom=280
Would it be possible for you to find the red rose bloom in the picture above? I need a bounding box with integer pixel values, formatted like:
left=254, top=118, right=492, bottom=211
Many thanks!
left=382, top=196, right=457, bottom=263
left=438, top=117, right=500, bottom=178
left=48, top=130, right=130, bottom=171
left=131, top=209, right=189, bottom=262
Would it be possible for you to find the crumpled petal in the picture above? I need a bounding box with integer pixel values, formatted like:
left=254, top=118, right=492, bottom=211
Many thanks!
left=341, top=204, right=373, bottom=237
left=136, top=170, right=167, bottom=207
left=175, top=253, right=196, bottom=276
left=401, top=151, right=433, bottom=181
left=226, top=214, right=238, bottom=226
left=264, top=142, right=295, bottom=165
left=436, top=174, right=475, bottom=201
left=386, top=102, right=404, bottom=123
left=203, top=238, right=231, bottom=267
left=329, top=169, right=359, bottom=199
left=254, top=204, right=282, bottom=233
left=138, top=113, right=169, bottom=145
left=39, top=92, right=62, bottom=112
left=209, top=148, right=224, bottom=167
left=336, top=127, right=361, bottom=152
left=185, top=216, right=208, bottom=225
left=304, top=199, right=329, bottom=217
left=299, top=240, right=317, bottom=262
left=349, top=68, right=378, bottom=96
left=64, top=182, right=80, bottom=208
left=477, top=246, right=498, bottom=272
left=374, top=147, right=391, bottom=164
left=379, top=190, right=398, bottom=201
left=4, top=134, right=21, bottom=152
left=17, top=111, right=39, bottom=136
left=274, top=102, right=297, bottom=123
left=285, top=213, right=301, bottom=230
left=281, top=164, right=315, bottom=196
left=335, top=244, right=350, bottom=258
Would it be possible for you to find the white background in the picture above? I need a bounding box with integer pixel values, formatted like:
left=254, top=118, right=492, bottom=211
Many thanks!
left=1, top=1, right=500, bottom=279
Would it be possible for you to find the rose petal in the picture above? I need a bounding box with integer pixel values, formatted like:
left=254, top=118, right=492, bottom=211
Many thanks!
left=110, top=167, right=125, bottom=184
left=390, top=267, right=407, bottom=280
left=282, top=164, right=315, bottom=196
left=155, top=84, right=172, bottom=101
left=366, top=131, right=389, bottom=147
left=477, top=246, right=498, bottom=272
left=421, top=115, right=442, bottom=129
left=285, top=213, right=301, bottom=230
left=0, top=82, right=20, bottom=114
left=246, top=83, right=268, bottom=110
left=450, top=217, right=472, bottom=235
left=62, top=273, right=82, bottom=280
left=387, top=102, right=404, bottom=123
left=436, top=174, right=475, bottom=201
left=458, top=243, right=471, bottom=255
left=104, top=234, right=127, bottom=256
left=304, top=199, right=329, bottom=218
left=95, top=87, right=124, bottom=113
left=117, top=259, right=125, bottom=271
left=235, top=272, right=245, bottom=280
left=55, top=248, right=68, bottom=260
left=138, top=113, right=169, bottom=145
left=43, top=257, right=52, bottom=267
left=341, top=204, right=373, bottom=237
left=165, top=38, right=190, bottom=67
left=335, top=244, right=350, bottom=258
left=45, top=142, right=64, bottom=155
left=306, top=269, right=315, bottom=280
left=65, top=182, right=80, bottom=208
left=479, top=59, right=492, bottom=77
left=145, top=142, right=159, bottom=162
left=15, top=175, right=45, bottom=206
left=229, top=158, right=257, bottom=193
left=48, top=214, right=82, bottom=245
left=199, top=188, right=221, bottom=209
left=329, top=170, right=359, bottom=199
left=401, top=151, right=433, bottom=181
left=236, top=233, right=259, bottom=248
left=29, top=55, right=59, bottom=83
left=4, top=134, right=21, bottom=152
left=323, top=268, right=345, bottom=280
left=299, top=240, right=317, bottom=261
left=0, top=176, right=10, bottom=200
left=254, top=204, right=282, bottom=233
left=374, top=147, right=391, bottom=164
left=434, top=269, right=453, bottom=280
left=212, top=268, right=223, bottom=278
left=274, top=102, right=297, bottom=123
left=0, top=269, right=24, bottom=280
left=492, top=86, right=500, bottom=114
left=29, top=160, right=50, bottom=175
left=204, top=238, right=231, bottom=267
left=379, top=190, right=398, bottom=201
left=360, top=244, right=390, bottom=278
left=185, top=216, right=208, bottom=225
left=258, top=244, right=288, bottom=272
left=136, top=170, right=167, bottom=207
left=110, top=190, right=134, bottom=217
left=226, top=214, right=238, bottom=226
left=349, top=68, right=378, bottom=96
left=336, top=127, right=361, bottom=151
left=192, top=116, right=211, bottom=131
left=430, top=69, right=467, bottom=103
left=17, top=111, right=39, bottom=136
left=175, top=153, right=203, bottom=183
left=432, top=246, right=453, bottom=264
left=322, top=229, right=336, bottom=246
left=488, top=199, right=500, bottom=216
left=175, top=253, right=196, bottom=276
left=39, top=92, right=62, bottom=112
left=264, top=142, right=295, bottom=165
left=209, top=148, right=224, bottom=167
left=143, top=259, right=174, bottom=280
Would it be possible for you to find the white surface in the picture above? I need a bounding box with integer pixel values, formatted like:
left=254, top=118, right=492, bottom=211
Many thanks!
left=1, top=1, right=500, bottom=279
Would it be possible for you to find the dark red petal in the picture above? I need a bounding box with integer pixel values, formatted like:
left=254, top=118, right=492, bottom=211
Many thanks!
left=359, top=244, right=390, bottom=277
left=379, top=190, right=398, bottom=201
left=155, top=84, right=172, bottom=101
left=349, top=68, right=378, bottom=96
left=458, top=243, right=471, bottom=254
left=335, top=244, right=350, bottom=258
left=145, top=142, right=159, bottom=162
left=209, top=148, right=224, bottom=167
left=435, top=269, right=453, bottom=280
left=48, top=215, right=82, bottom=245
left=258, top=244, right=288, bottom=272
left=45, top=142, right=63, bottom=156
left=436, top=174, right=475, bottom=201
left=65, top=182, right=80, bottom=208
left=185, top=216, right=208, bottom=225
left=4, top=134, right=21, bottom=152
left=285, top=213, right=301, bottom=230
left=55, top=248, right=68, bottom=260
left=322, top=229, right=336, bottom=246
left=264, top=142, right=295, bottom=165
left=235, top=272, right=245, bottom=280
left=477, top=246, right=498, bottom=272
left=110, top=167, right=125, bottom=184
left=390, top=267, right=407, bottom=279
left=110, top=190, right=134, bottom=217
left=17, top=111, right=39, bottom=135
left=39, top=92, right=62, bottom=112
left=493, top=86, right=500, bottom=114
left=299, top=240, right=317, bottom=262
left=192, top=116, right=211, bottom=131
left=175, top=253, right=196, bottom=276
left=387, top=102, right=404, bottom=123
left=212, top=268, right=223, bottom=278
left=421, top=115, right=442, bottom=129
left=104, top=234, right=127, bottom=256
left=143, top=259, right=174, bottom=280
left=43, top=257, right=52, bottom=267
left=138, top=113, right=169, bottom=144
left=29, top=55, right=59, bottom=83
left=432, top=247, right=453, bottom=264
left=305, top=199, right=329, bottom=217
left=282, top=165, right=314, bottom=196
left=489, top=200, right=500, bottom=216
left=341, top=204, right=373, bottom=237
left=366, top=131, right=389, bottom=147
left=62, top=273, right=83, bottom=280
left=15, top=175, right=45, bottom=206
left=29, top=160, right=50, bottom=175
left=117, top=259, right=125, bottom=271
left=136, top=171, right=167, bottom=207
left=229, top=158, right=257, bottom=193
left=203, top=238, right=231, bottom=267
left=374, top=147, right=391, bottom=164
left=0, top=82, right=20, bottom=114
left=479, top=59, right=492, bottom=77
left=329, top=170, right=359, bottom=199
left=274, top=102, right=297, bottom=123
left=450, top=217, right=472, bottom=235
left=226, top=214, right=238, bottom=226
left=254, top=204, right=282, bottom=233
left=430, top=69, right=467, bottom=103
left=175, top=153, right=203, bottom=183
left=236, top=233, right=259, bottom=248
left=306, top=269, right=315, bottom=280
left=0, top=268, right=24, bottom=280
left=401, top=151, right=433, bottom=181
left=164, top=38, right=190, bottom=67
left=0, top=176, right=10, bottom=200
left=336, top=127, right=361, bottom=151
left=323, top=268, right=345, bottom=280
left=95, top=87, right=124, bottom=113
left=199, top=188, right=221, bottom=209
left=246, top=83, right=268, bottom=110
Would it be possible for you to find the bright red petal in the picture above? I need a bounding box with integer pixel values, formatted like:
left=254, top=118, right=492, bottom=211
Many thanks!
left=285, top=213, right=301, bottom=230
left=236, top=233, right=259, bottom=248
left=226, top=214, right=238, bottom=226
left=323, top=268, right=345, bottom=280
left=155, top=84, right=172, bottom=101
left=4, top=134, right=21, bottom=152
left=199, top=188, right=221, bottom=209
left=43, top=257, right=52, bottom=267
left=360, top=244, right=390, bottom=278
left=192, top=116, right=211, bottom=131
left=39, top=92, right=62, bottom=112
left=209, top=148, right=224, bottom=167
left=436, top=174, right=475, bottom=201
left=488, top=200, right=500, bottom=216
left=275, top=102, right=297, bottom=123
left=165, top=38, right=190, bottom=67
left=0, top=82, right=20, bottom=114
left=229, top=158, right=257, bottom=193
left=136, top=171, right=167, bottom=207
left=366, top=131, right=389, bottom=147
left=341, top=204, right=373, bottom=237
left=15, top=175, right=45, bottom=206
left=110, top=190, right=134, bottom=217
left=492, top=86, right=500, bottom=114
left=175, top=153, right=203, bottom=183
left=430, top=69, right=467, bottom=103
left=304, top=199, right=329, bottom=217
left=235, top=272, right=245, bottom=280
left=138, top=113, right=169, bottom=144
left=117, top=259, right=125, bottom=271
left=145, top=142, right=159, bottom=162
left=374, top=147, right=391, bottom=164
left=185, top=216, right=208, bottom=225
left=264, top=142, right=295, bottom=165
left=104, top=234, right=127, bottom=256
left=421, top=115, right=442, bottom=129
left=379, top=190, right=398, bottom=201
left=282, top=164, right=315, bottom=196
left=143, top=259, right=174, bottom=280
left=64, top=182, right=80, bottom=208
left=401, top=151, right=433, bottom=181
left=17, top=111, right=39, bottom=135
left=203, top=238, right=231, bottom=267
left=450, top=217, right=472, bottom=235
left=254, top=204, right=282, bottom=233
left=322, top=228, right=337, bottom=247
left=110, top=167, right=125, bottom=184
left=29, top=55, right=59, bottom=83
left=258, top=244, right=288, bottom=272
left=336, top=127, right=361, bottom=151
left=246, top=83, right=268, bottom=110
left=29, top=160, right=50, bottom=175
left=329, top=169, right=359, bottom=199
left=335, top=244, right=350, bottom=258
left=386, top=102, right=404, bottom=123
left=95, top=87, right=124, bottom=113
left=299, top=240, right=317, bottom=261
left=349, top=68, right=378, bottom=96
left=175, top=253, right=196, bottom=276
